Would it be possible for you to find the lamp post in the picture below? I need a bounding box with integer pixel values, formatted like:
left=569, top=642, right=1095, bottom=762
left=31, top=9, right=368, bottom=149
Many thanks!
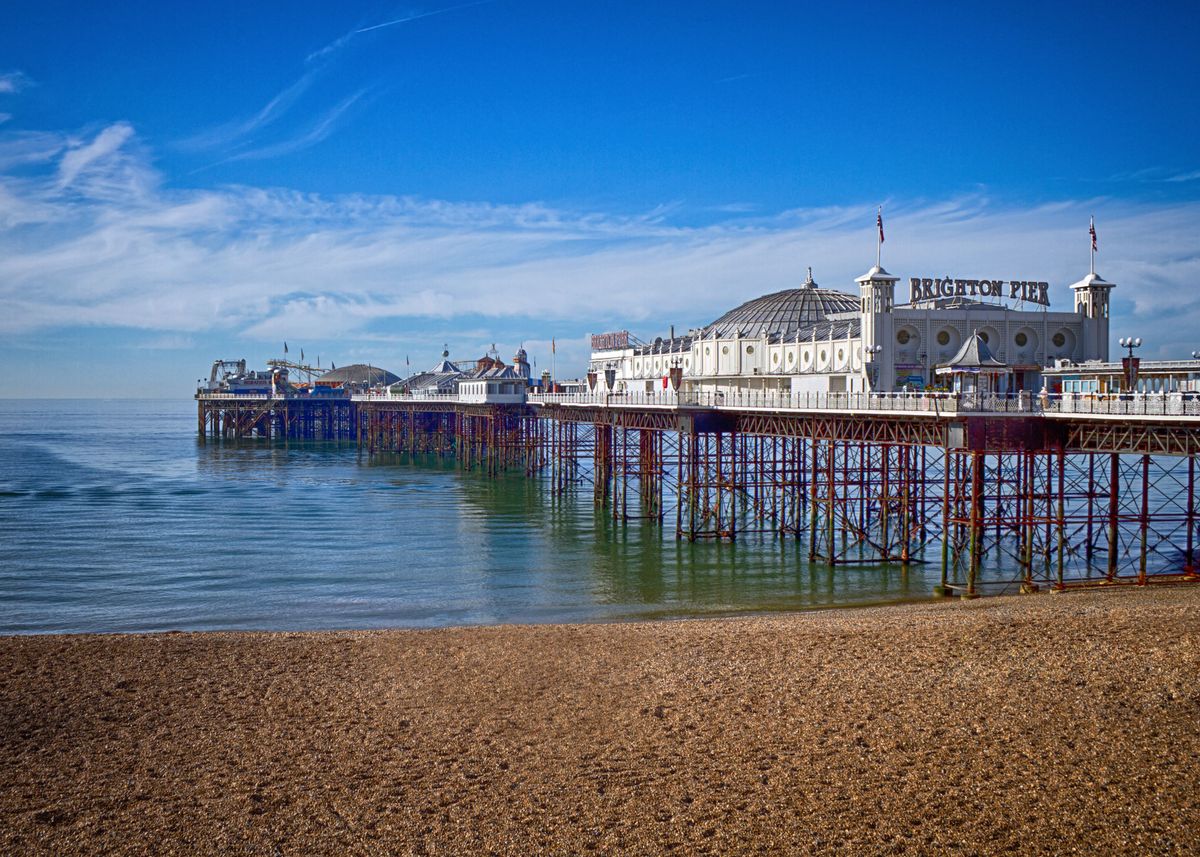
left=864, top=344, right=883, bottom=392
left=1118, top=336, right=1142, bottom=392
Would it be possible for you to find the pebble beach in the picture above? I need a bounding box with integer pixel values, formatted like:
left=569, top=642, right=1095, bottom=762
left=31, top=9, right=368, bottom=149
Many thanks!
left=1, top=587, right=1197, bottom=855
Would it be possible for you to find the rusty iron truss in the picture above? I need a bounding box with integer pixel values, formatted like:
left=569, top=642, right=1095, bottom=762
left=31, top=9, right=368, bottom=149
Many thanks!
left=196, top=396, right=1200, bottom=597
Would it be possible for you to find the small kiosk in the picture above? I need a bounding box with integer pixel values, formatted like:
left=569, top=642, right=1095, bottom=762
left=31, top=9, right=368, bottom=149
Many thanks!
left=936, top=330, right=1012, bottom=405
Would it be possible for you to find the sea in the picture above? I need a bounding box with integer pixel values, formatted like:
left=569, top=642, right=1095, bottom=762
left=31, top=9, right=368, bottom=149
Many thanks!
left=0, top=399, right=942, bottom=634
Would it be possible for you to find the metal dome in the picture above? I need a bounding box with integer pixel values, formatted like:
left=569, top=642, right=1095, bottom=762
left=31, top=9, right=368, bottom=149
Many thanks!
left=316, top=364, right=400, bottom=386
left=704, top=271, right=860, bottom=339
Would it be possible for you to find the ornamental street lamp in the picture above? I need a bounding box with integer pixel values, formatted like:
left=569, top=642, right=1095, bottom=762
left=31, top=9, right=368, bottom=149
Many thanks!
left=864, top=344, right=884, bottom=392
left=1118, top=336, right=1142, bottom=392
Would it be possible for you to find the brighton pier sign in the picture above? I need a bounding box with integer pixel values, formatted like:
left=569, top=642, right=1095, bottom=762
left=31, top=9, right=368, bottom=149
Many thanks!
left=908, top=277, right=1050, bottom=307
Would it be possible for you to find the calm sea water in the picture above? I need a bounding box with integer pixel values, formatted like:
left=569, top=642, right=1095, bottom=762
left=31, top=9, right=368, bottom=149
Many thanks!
left=0, top=399, right=941, bottom=634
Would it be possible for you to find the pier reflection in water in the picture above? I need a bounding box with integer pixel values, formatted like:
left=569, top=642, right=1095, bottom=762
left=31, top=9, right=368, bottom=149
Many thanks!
left=1, top=400, right=948, bottom=634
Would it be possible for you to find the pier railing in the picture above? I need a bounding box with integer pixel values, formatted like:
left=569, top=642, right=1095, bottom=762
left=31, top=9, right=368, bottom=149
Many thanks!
left=203, top=387, right=1200, bottom=420
left=532, top=390, right=973, bottom=414
left=528, top=389, right=1200, bottom=418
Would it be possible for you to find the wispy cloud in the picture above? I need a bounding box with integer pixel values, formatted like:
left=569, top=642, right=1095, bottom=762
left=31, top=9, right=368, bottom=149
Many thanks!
left=57, top=123, right=136, bottom=189
left=133, top=333, right=195, bottom=350
left=189, top=2, right=493, bottom=162
left=0, top=71, right=31, bottom=94
left=2, top=120, right=1200, bottom=368
left=1103, top=166, right=1200, bottom=185
left=218, top=89, right=369, bottom=162
left=176, top=70, right=322, bottom=153
left=355, top=0, right=496, bottom=34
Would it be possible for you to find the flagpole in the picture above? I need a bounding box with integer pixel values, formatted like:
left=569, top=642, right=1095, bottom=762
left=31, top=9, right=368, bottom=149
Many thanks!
left=876, top=205, right=883, bottom=268
left=1089, top=215, right=1095, bottom=275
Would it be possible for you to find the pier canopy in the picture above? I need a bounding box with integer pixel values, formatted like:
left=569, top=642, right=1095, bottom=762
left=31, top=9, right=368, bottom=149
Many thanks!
left=315, top=364, right=400, bottom=388
left=935, top=330, right=1011, bottom=394
left=703, top=271, right=859, bottom=339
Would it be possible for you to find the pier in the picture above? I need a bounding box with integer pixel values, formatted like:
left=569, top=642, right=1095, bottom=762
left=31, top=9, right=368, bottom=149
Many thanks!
left=196, top=388, right=1200, bottom=597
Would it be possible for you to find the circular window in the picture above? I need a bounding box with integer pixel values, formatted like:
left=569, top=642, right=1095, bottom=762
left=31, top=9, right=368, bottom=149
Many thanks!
left=654, top=360, right=660, bottom=370
left=746, top=345, right=754, bottom=354
left=1015, top=332, right=1028, bottom=347
left=1052, top=332, right=1066, bottom=348
left=772, top=354, right=780, bottom=365
left=721, top=346, right=729, bottom=355
left=787, top=352, right=795, bottom=364
left=819, top=349, right=827, bottom=362
left=897, top=330, right=911, bottom=345
left=803, top=352, right=812, bottom=364
left=837, top=348, right=845, bottom=361
left=978, top=331, right=989, bottom=344
left=937, top=330, right=951, bottom=346
left=705, top=347, right=711, bottom=356
left=684, top=359, right=690, bottom=369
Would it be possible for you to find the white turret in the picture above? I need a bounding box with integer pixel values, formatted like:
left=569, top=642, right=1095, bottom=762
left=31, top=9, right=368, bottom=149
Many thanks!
left=856, top=265, right=899, bottom=391
left=1070, top=272, right=1114, bottom=361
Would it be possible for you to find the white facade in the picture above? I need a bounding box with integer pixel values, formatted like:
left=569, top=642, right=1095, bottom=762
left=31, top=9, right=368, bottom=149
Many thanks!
left=589, top=264, right=1114, bottom=396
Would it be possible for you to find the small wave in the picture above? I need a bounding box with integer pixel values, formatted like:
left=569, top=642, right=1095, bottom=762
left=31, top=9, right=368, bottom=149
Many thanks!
left=33, top=488, right=75, bottom=500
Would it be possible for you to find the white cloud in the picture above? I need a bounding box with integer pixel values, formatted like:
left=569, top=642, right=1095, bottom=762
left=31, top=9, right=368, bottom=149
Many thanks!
left=133, top=333, right=196, bottom=350
left=56, top=123, right=136, bottom=190
left=2, top=120, right=1200, bottom=365
left=221, top=89, right=367, bottom=162
left=0, top=71, right=31, bottom=94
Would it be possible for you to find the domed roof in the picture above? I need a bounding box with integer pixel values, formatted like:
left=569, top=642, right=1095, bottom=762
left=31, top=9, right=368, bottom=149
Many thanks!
left=704, top=270, right=859, bottom=339
left=316, top=363, right=400, bottom=386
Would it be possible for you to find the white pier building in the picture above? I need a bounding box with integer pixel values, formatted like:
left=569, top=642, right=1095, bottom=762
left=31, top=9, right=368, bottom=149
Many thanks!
left=589, top=257, right=1113, bottom=397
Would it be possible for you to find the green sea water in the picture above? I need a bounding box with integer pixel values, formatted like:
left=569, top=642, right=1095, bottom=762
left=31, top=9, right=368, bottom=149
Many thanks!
left=0, top=399, right=943, bottom=634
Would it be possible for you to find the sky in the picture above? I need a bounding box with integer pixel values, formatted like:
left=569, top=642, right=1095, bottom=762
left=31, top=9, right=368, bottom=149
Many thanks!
left=1, top=0, right=1199, bottom=396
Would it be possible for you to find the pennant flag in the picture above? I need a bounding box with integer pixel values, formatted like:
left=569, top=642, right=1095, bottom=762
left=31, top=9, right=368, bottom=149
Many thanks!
left=662, top=375, right=668, bottom=390
left=1089, top=216, right=1098, bottom=252
left=877, top=207, right=885, bottom=244
left=332, top=362, right=336, bottom=370
left=284, top=341, right=289, bottom=354
left=406, top=355, right=410, bottom=366
left=300, top=349, right=304, bottom=362
left=552, top=337, right=556, bottom=355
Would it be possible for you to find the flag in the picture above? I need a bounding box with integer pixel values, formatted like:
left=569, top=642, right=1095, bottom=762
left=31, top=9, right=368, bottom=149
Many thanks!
left=332, top=362, right=336, bottom=370
left=284, top=341, right=289, bottom=354
left=1089, top=217, right=1098, bottom=252
left=877, top=207, right=885, bottom=244
left=300, top=349, right=304, bottom=362
left=552, top=337, right=556, bottom=355
left=662, top=376, right=668, bottom=390
left=406, top=355, right=410, bottom=366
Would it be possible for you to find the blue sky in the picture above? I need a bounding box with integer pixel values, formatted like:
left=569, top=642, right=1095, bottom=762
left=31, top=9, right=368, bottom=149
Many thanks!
left=1, top=0, right=1199, bottom=395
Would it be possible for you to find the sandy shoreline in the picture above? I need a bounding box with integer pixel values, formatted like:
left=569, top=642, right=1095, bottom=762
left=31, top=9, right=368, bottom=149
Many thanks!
left=1, top=588, right=1198, bottom=855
